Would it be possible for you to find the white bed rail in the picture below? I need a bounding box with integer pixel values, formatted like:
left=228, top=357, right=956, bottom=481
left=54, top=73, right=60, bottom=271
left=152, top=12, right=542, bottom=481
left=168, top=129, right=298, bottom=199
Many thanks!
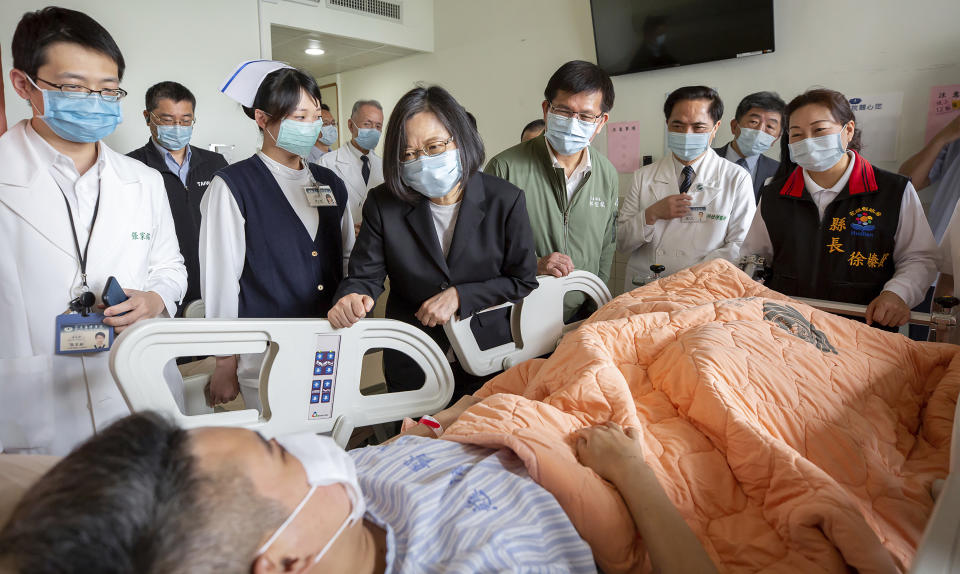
left=443, top=271, right=612, bottom=377
left=109, top=318, right=454, bottom=447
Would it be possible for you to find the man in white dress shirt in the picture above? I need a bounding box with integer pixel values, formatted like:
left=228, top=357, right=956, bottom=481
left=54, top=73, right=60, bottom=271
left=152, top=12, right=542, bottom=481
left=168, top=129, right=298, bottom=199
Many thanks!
left=618, top=86, right=755, bottom=290
left=319, top=99, right=385, bottom=234
left=0, top=7, right=186, bottom=454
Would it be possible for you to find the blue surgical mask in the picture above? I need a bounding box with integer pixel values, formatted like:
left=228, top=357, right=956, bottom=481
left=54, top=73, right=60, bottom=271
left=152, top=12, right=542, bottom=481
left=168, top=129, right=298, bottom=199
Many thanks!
left=270, top=118, right=323, bottom=157
left=319, top=124, right=338, bottom=146
left=28, top=77, right=122, bottom=143
left=401, top=148, right=463, bottom=199
left=354, top=127, right=380, bottom=151
left=667, top=131, right=711, bottom=162
left=735, top=127, right=776, bottom=157
left=788, top=130, right=848, bottom=172
left=545, top=112, right=596, bottom=156
left=155, top=124, right=193, bottom=151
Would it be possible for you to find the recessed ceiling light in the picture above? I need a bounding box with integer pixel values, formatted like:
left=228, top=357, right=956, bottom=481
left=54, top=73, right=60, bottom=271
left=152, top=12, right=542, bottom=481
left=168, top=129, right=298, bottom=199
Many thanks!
left=305, top=47, right=325, bottom=56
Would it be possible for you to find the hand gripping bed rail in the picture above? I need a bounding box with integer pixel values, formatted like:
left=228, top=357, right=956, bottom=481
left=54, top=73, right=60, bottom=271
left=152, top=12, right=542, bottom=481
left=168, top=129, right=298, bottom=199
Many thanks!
left=793, top=297, right=959, bottom=342
left=911, top=394, right=960, bottom=573
left=109, top=318, right=454, bottom=447
left=444, top=271, right=612, bottom=377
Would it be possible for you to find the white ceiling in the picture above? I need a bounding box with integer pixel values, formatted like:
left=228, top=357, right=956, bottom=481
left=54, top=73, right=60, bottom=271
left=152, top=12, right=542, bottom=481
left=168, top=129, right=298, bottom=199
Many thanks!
left=270, top=24, right=419, bottom=79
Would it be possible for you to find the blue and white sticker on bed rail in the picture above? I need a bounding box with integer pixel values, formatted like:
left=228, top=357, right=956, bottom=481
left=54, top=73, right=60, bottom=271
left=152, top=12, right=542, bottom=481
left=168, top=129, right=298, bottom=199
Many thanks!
left=309, top=334, right=341, bottom=419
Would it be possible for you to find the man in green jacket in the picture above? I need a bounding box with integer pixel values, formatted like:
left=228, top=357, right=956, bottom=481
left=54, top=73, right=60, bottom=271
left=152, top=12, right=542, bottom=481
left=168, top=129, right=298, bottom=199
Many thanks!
left=486, top=60, right=618, bottom=318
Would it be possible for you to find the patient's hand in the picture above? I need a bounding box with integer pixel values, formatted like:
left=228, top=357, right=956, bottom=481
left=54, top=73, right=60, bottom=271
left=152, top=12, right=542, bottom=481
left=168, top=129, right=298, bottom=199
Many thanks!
left=328, top=293, right=375, bottom=328
left=435, top=395, right=483, bottom=428
left=576, top=422, right=648, bottom=483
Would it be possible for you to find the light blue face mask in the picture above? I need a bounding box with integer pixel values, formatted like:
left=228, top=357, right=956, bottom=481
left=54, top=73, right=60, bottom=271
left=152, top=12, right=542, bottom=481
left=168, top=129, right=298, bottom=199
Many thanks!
left=735, top=127, right=776, bottom=157
left=271, top=118, right=324, bottom=157
left=667, top=131, right=712, bottom=162
left=319, top=124, right=338, bottom=146
left=155, top=124, right=193, bottom=151
left=788, top=130, right=848, bottom=172
left=401, top=148, right=463, bottom=199
left=545, top=112, right=597, bottom=156
left=28, top=77, right=122, bottom=143
left=354, top=127, right=381, bottom=150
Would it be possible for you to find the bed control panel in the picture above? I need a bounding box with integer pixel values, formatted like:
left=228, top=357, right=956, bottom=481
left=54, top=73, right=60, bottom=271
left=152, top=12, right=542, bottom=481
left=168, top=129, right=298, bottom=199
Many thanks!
left=308, top=334, right=341, bottom=420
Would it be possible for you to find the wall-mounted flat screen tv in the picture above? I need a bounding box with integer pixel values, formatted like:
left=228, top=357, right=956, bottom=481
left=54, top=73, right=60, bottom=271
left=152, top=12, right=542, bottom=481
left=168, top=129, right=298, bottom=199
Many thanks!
left=590, top=0, right=775, bottom=76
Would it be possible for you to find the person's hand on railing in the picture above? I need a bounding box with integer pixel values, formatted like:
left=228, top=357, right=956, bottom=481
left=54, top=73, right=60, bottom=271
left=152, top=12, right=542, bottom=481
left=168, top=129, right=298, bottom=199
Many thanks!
left=537, top=252, right=574, bottom=277
left=415, top=287, right=459, bottom=328
left=865, top=290, right=910, bottom=327
left=327, top=293, right=375, bottom=329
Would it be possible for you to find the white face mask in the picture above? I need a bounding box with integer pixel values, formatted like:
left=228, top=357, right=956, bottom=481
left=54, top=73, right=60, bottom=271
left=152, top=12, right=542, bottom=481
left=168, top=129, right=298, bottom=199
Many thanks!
left=788, top=125, right=849, bottom=172
left=255, top=433, right=366, bottom=565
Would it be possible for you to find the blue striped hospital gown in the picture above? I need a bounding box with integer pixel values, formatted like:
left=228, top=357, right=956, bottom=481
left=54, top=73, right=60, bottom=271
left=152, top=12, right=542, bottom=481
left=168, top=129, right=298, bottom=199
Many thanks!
left=349, top=435, right=596, bottom=573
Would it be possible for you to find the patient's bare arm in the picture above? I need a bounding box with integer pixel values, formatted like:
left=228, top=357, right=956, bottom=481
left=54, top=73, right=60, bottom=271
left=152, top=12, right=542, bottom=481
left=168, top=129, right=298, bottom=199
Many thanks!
left=383, top=396, right=483, bottom=443
left=576, top=422, right=718, bottom=574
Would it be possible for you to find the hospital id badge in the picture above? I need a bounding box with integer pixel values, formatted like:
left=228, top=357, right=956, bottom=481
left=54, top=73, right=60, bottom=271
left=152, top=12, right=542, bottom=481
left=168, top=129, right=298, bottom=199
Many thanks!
left=682, top=206, right=706, bottom=223
left=55, top=313, right=114, bottom=355
left=304, top=185, right=337, bottom=207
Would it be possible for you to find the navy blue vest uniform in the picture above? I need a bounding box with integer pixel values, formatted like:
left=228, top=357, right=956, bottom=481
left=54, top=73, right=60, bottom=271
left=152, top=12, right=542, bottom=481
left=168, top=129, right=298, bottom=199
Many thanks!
left=127, top=141, right=228, bottom=312
left=760, top=152, right=906, bottom=305
left=215, top=155, right=348, bottom=318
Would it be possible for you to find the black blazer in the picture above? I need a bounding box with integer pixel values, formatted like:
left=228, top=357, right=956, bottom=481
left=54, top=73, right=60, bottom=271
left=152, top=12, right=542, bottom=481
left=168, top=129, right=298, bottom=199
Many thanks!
left=714, top=142, right=780, bottom=203
left=128, top=140, right=228, bottom=311
left=336, top=171, right=538, bottom=351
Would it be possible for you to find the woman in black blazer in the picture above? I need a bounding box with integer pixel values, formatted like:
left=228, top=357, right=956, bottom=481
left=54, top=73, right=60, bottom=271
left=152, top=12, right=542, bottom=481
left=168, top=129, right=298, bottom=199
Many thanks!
left=328, top=86, right=538, bottom=401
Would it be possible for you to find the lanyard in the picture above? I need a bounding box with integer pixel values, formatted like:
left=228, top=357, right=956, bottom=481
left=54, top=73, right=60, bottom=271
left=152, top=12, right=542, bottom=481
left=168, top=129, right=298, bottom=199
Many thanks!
left=55, top=178, right=102, bottom=290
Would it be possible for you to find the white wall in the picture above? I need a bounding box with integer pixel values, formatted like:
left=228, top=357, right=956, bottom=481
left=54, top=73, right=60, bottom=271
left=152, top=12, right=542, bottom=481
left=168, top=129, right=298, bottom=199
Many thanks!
left=333, top=0, right=960, bottom=292
left=259, top=0, right=434, bottom=55
left=1, top=0, right=263, bottom=160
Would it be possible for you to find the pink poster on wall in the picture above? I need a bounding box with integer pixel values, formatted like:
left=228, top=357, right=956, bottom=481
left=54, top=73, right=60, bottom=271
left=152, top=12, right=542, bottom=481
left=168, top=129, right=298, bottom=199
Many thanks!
left=925, top=84, right=960, bottom=143
left=606, top=121, right=643, bottom=173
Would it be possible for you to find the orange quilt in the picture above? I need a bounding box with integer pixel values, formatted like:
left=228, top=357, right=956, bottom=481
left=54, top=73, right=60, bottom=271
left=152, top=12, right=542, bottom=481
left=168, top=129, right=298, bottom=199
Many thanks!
left=442, top=259, right=960, bottom=573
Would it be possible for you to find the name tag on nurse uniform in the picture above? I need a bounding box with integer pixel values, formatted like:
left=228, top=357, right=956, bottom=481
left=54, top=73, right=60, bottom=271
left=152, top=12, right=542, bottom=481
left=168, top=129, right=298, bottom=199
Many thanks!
left=304, top=185, right=337, bottom=207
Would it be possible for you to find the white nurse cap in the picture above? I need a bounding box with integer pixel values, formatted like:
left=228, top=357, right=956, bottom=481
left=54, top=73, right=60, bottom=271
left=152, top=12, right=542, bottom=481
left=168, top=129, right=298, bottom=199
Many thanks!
left=220, top=60, right=294, bottom=107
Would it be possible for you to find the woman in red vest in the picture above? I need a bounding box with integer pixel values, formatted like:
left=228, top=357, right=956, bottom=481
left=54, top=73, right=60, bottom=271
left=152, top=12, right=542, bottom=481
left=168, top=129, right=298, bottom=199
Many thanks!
left=742, top=88, right=937, bottom=329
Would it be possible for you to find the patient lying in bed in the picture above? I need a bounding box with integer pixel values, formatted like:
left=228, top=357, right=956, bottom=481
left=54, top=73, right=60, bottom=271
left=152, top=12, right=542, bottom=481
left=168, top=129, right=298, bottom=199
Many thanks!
left=0, top=403, right=716, bottom=574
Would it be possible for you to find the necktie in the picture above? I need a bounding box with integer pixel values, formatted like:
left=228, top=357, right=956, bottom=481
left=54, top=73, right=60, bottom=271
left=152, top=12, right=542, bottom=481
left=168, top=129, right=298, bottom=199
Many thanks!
left=679, top=165, right=694, bottom=194
left=361, top=155, right=370, bottom=185
left=735, top=157, right=748, bottom=169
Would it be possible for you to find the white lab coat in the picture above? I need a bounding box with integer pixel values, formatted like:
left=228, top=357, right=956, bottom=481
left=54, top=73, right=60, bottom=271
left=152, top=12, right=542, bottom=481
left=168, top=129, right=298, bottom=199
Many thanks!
left=317, top=143, right=384, bottom=225
left=0, top=120, right=187, bottom=454
left=617, top=149, right=756, bottom=291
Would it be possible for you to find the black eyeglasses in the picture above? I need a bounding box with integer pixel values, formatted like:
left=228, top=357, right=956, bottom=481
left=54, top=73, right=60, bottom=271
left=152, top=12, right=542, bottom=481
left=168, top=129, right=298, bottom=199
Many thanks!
left=548, top=102, right=604, bottom=124
left=34, top=77, right=128, bottom=102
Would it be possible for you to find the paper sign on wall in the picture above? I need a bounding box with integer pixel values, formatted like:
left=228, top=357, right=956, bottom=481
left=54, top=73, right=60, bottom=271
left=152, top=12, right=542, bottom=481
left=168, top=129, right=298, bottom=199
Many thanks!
left=607, top=121, right=644, bottom=173
left=925, top=84, right=960, bottom=143
left=846, top=92, right=902, bottom=162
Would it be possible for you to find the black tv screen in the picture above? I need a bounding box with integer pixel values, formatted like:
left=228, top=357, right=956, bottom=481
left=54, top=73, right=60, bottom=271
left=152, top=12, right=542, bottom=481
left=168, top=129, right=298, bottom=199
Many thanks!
left=590, top=0, right=775, bottom=76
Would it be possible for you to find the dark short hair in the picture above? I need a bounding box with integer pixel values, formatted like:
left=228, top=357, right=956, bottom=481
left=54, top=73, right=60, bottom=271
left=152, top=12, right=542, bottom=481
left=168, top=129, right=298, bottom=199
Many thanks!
left=0, top=412, right=284, bottom=574
left=664, top=86, right=724, bottom=124
left=145, top=81, right=196, bottom=112
left=12, top=7, right=125, bottom=80
left=521, top=119, right=545, bottom=139
left=320, top=103, right=331, bottom=112
left=382, top=85, right=485, bottom=204
left=95, top=332, right=105, bottom=338
left=241, top=67, right=322, bottom=123
left=544, top=60, right=615, bottom=113
left=774, top=88, right=863, bottom=179
left=734, top=91, right=785, bottom=123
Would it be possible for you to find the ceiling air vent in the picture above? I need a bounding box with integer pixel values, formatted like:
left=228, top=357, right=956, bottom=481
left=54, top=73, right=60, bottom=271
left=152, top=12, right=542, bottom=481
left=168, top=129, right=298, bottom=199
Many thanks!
left=326, top=0, right=402, bottom=22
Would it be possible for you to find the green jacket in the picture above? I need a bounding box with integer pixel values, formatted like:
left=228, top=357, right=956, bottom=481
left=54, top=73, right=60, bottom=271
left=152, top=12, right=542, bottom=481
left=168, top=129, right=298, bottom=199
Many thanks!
left=485, top=135, right=618, bottom=284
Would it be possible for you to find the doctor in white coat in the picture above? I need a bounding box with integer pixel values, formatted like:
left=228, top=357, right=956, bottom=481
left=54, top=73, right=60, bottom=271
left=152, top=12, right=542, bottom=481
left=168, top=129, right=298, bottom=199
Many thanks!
left=618, top=86, right=755, bottom=291
left=318, top=99, right=384, bottom=233
left=0, top=7, right=187, bottom=455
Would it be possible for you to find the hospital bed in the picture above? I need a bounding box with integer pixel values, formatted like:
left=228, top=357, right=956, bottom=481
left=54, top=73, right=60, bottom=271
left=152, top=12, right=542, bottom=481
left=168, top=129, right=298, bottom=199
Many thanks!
left=108, top=272, right=611, bottom=445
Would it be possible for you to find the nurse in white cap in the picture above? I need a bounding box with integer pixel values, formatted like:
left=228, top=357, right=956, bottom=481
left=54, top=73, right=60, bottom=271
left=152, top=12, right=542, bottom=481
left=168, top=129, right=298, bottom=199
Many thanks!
left=200, top=60, right=355, bottom=408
